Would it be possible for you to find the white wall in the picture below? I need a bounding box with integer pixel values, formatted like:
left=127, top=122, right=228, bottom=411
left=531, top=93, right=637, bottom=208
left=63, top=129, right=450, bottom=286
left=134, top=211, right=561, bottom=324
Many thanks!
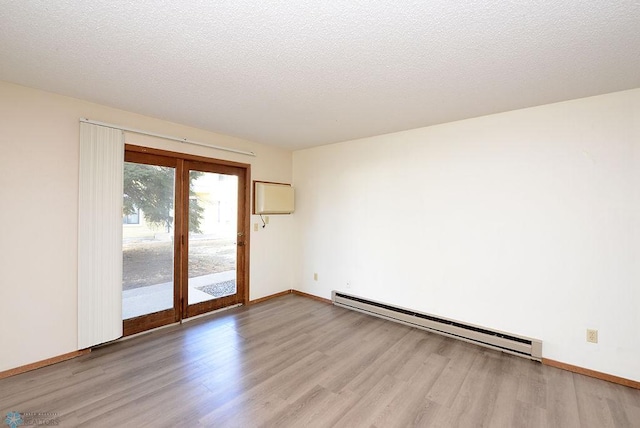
left=0, top=81, right=293, bottom=372
left=293, top=89, right=640, bottom=382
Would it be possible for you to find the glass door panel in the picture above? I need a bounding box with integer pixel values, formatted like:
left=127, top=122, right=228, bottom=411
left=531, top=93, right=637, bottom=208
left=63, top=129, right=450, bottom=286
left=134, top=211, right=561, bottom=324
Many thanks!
left=122, top=161, right=176, bottom=320
left=187, top=171, right=238, bottom=305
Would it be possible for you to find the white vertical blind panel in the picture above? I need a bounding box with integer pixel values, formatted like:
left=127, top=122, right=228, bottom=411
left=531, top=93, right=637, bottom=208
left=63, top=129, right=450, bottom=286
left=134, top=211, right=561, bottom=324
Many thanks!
left=78, top=122, right=124, bottom=349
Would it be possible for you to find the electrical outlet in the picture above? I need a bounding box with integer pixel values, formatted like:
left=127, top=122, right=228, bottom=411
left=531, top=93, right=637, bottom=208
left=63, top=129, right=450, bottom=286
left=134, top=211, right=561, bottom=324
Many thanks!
left=346, top=282, right=351, bottom=289
left=253, top=223, right=259, bottom=232
left=265, top=216, right=270, bottom=224
left=313, top=273, right=318, bottom=281
left=586, top=329, right=598, bottom=343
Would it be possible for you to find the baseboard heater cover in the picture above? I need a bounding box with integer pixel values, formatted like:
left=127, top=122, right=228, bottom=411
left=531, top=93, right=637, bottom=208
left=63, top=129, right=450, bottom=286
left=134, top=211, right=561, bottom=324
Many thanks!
left=332, top=291, right=542, bottom=361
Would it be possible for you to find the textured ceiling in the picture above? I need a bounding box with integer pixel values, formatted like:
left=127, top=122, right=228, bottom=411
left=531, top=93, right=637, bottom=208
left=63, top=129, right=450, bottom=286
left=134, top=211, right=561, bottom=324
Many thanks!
left=1, top=1, right=639, bottom=150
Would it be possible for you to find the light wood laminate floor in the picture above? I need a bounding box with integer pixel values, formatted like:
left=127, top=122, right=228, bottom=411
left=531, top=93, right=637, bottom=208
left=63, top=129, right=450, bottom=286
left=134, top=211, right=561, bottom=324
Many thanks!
left=1, top=295, right=639, bottom=427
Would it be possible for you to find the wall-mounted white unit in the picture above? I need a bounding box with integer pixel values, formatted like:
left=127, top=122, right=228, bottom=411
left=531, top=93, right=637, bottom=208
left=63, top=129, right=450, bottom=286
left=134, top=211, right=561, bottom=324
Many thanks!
left=254, top=182, right=295, bottom=214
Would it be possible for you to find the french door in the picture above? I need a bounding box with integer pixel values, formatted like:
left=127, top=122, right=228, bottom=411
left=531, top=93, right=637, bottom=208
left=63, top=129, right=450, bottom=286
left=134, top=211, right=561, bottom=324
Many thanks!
left=122, top=146, right=249, bottom=336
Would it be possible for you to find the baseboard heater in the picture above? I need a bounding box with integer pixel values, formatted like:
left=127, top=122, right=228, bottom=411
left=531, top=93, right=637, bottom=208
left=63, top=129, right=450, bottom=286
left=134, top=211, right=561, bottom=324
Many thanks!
left=332, top=291, right=542, bottom=361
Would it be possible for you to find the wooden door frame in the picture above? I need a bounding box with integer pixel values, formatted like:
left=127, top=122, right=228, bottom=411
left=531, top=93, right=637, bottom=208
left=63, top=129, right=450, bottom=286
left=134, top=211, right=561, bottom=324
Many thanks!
left=123, top=145, right=251, bottom=336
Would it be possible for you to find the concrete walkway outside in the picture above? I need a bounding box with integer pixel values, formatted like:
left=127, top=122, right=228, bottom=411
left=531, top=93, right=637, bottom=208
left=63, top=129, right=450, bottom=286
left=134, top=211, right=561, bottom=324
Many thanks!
left=123, top=270, right=236, bottom=319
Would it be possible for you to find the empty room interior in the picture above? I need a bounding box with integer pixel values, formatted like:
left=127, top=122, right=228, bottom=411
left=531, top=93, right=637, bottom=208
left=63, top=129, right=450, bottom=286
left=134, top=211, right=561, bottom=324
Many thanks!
left=1, top=2, right=639, bottom=427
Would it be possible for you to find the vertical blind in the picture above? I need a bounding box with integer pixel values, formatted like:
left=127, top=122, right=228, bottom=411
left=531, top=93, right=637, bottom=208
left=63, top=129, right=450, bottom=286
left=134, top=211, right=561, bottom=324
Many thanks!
left=78, top=122, right=124, bottom=349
